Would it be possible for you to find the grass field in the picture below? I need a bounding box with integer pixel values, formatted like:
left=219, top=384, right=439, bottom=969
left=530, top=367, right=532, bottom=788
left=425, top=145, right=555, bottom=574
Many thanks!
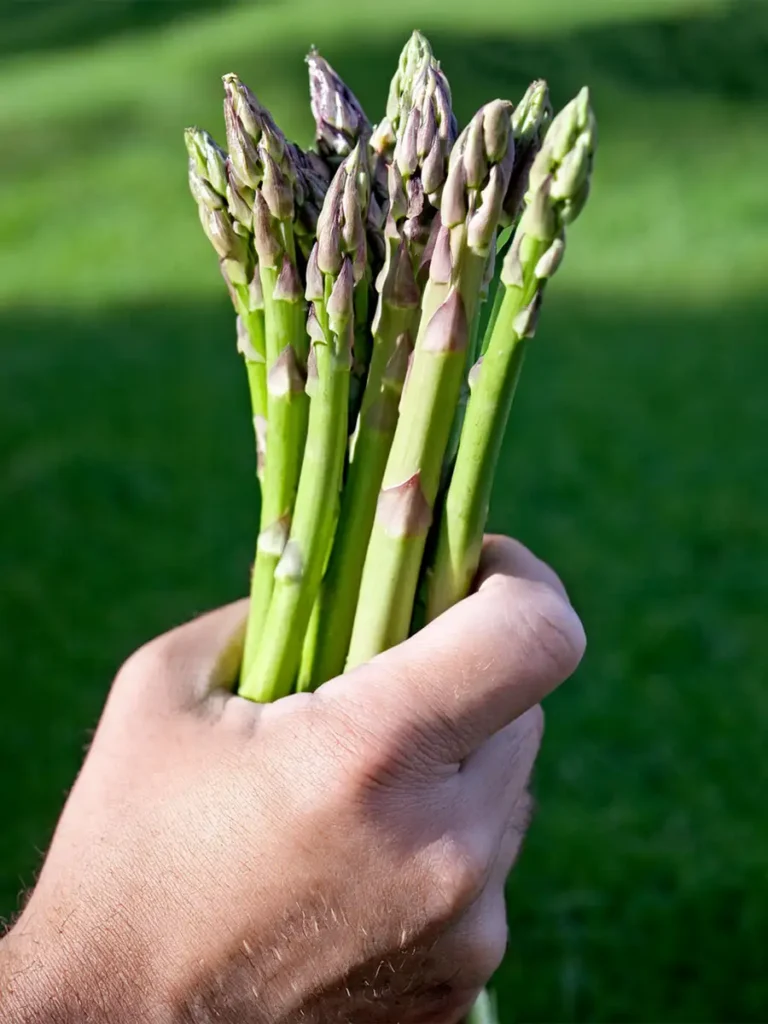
left=1, top=1, right=767, bottom=1019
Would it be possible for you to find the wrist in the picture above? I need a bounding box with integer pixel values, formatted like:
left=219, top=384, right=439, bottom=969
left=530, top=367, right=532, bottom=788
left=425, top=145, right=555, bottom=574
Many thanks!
left=1, top=929, right=69, bottom=1024
left=0, top=900, right=172, bottom=1024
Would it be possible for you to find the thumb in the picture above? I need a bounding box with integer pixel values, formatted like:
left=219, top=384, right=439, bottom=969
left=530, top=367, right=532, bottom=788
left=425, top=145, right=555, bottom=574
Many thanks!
left=326, top=536, right=585, bottom=763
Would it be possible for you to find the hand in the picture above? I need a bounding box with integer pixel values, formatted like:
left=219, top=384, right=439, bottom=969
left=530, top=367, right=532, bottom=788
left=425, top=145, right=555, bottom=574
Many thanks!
left=1, top=536, right=584, bottom=1024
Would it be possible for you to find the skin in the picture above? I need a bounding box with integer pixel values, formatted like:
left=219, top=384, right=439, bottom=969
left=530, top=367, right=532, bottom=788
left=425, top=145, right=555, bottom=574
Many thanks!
left=0, top=536, right=585, bottom=1024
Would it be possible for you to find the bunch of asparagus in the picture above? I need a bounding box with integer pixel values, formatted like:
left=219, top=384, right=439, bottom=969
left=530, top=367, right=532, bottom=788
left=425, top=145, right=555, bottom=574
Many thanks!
left=186, top=32, right=595, bottom=1022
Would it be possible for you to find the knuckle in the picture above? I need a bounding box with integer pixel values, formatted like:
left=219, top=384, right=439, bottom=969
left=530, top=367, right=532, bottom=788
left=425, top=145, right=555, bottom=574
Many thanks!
left=113, top=637, right=173, bottom=704
left=426, top=835, right=489, bottom=921
left=466, top=906, right=509, bottom=981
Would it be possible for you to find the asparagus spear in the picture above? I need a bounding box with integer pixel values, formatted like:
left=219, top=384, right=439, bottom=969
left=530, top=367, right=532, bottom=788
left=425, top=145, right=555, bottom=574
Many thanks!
left=394, top=60, right=457, bottom=266
left=502, top=79, right=553, bottom=229
left=426, top=87, right=596, bottom=621
left=224, top=75, right=311, bottom=681
left=304, top=52, right=377, bottom=245
left=185, top=127, right=268, bottom=475
left=298, top=59, right=457, bottom=688
left=480, top=79, right=552, bottom=355
left=356, top=55, right=453, bottom=427
left=442, top=79, right=552, bottom=484
left=307, top=48, right=371, bottom=164
left=371, top=30, right=434, bottom=162
left=306, top=49, right=381, bottom=421
left=297, top=186, right=419, bottom=688
left=346, top=100, right=517, bottom=666
left=369, top=29, right=433, bottom=260
left=371, top=31, right=456, bottom=244
left=291, top=147, right=332, bottom=258
left=240, top=144, right=369, bottom=702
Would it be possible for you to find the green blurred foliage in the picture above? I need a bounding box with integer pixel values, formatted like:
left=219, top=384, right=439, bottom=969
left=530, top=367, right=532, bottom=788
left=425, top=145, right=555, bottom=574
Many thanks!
left=1, top=1, right=766, bottom=1020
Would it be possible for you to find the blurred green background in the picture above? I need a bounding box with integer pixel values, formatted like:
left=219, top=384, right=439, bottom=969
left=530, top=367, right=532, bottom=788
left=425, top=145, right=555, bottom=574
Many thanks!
left=1, top=0, right=766, bottom=1019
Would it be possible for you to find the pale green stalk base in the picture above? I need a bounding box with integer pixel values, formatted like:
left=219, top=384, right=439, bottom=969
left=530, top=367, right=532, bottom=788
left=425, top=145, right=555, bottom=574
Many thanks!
left=345, top=327, right=463, bottom=664
left=242, top=552, right=279, bottom=684
left=298, top=303, right=414, bottom=690
left=346, top=528, right=426, bottom=667
left=241, top=302, right=350, bottom=702
left=465, top=989, right=499, bottom=1024
left=298, top=595, right=322, bottom=687
left=240, top=264, right=308, bottom=685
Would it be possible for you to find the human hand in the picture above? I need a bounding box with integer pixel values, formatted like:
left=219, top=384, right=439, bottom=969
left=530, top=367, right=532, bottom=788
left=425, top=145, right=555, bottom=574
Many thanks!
left=1, top=536, right=584, bottom=1024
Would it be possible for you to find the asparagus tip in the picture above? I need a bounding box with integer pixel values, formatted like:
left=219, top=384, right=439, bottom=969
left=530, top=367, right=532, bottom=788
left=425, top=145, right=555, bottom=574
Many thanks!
left=307, top=48, right=371, bottom=158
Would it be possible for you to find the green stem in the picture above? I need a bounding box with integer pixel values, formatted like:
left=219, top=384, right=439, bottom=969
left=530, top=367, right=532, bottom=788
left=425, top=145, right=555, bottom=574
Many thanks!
left=345, top=253, right=485, bottom=668
left=240, top=262, right=308, bottom=685
left=480, top=272, right=505, bottom=356
left=297, top=301, right=414, bottom=690
left=349, top=268, right=372, bottom=432
left=240, top=281, right=351, bottom=702
left=234, top=299, right=268, bottom=481
left=426, top=234, right=545, bottom=621
left=425, top=83, right=598, bottom=621
left=464, top=990, right=499, bottom=1024
left=442, top=307, right=482, bottom=487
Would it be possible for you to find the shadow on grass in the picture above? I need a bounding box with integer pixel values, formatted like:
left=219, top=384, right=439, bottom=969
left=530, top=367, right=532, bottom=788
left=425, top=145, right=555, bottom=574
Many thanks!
left=1, top=292, right=767, bottom=1018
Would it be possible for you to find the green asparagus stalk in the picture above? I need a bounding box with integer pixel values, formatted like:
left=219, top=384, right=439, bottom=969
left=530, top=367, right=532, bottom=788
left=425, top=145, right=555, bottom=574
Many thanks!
left=298, top=56, right=457, bottom=688
left=297, top=194, right=420, bottom=689
left=349, top=262, right=374, bottom=431
left=185, top=127, right=268, bottom=474
left=299, top=59, right=443, bottom=680
left=224, top=74, right=311, bottom=682
left=426, top=87, right=596, bottom=621
left=464, top=989, right=499, bottom=1024
left=353, top=53, right=454, bottom=430
left=346, top=99, right=517, bottom=666
left=442, top=79, right=552, bottom=483
left=306, top=49, right=383, bottom=419
left=240, top=144, right=369, bottom=702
